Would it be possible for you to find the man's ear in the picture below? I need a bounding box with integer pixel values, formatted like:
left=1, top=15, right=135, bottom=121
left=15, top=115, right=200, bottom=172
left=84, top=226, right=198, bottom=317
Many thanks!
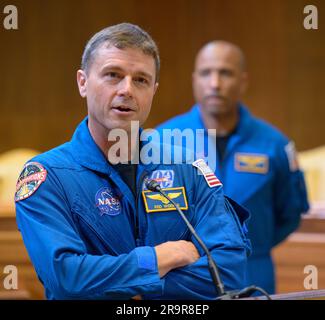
left=153, top=82, right=159, bottom=95
left=77, top=69, right=87, bottom=98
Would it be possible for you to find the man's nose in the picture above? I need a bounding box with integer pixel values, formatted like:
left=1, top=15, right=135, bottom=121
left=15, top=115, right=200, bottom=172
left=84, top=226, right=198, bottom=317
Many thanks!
left=209, top=72, right=221, bottom=90
left=117, top=76, right=133, bottom=97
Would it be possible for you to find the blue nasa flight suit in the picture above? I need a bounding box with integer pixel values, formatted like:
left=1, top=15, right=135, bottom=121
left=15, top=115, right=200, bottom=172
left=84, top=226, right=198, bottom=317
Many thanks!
left=15, top=117, right=251, bottom=300
left=157, top=104, right=309, bottom=294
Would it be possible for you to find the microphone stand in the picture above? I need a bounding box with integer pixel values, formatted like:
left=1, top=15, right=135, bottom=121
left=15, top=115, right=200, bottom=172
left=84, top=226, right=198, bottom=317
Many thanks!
left=145, top=180, right=272, bottom=300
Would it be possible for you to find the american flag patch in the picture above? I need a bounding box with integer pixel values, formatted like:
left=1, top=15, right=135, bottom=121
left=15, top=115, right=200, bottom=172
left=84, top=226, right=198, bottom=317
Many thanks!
left=284, top=141, right=299, bottom=172
left=192, top=159, right=222, bottom=188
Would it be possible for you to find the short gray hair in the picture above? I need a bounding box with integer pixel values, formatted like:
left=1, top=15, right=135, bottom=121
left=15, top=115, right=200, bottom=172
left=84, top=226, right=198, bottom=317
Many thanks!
left=81, top=23, right=160, bottom=82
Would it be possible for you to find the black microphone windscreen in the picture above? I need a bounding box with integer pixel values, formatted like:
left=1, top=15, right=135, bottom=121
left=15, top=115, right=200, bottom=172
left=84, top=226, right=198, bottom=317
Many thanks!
left=145, top=179, right=161, bottom=191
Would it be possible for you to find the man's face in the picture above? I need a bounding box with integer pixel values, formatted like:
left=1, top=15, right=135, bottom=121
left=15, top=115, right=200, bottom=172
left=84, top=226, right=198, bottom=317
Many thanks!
left=77, top=45, right=158, bottom=133
left=192, top=44, right=247, bottom=117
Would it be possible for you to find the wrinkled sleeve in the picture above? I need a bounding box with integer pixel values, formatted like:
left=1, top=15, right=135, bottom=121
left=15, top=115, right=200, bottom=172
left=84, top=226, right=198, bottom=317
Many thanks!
left=152, top=167, right=251, bottom=300
left=272, top=142, right=309, bottom=246
left=15, top=164, right=163, bottom=300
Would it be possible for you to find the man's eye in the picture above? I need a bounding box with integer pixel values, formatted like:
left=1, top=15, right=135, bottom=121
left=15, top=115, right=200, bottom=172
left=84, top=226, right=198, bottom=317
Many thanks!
left=105, top=72, right=120, bottom=79
left=199, top=70, right=211, bottom=77
left=220, top=70, right=233, bottom=77
left=135, top=77, right=148, bottom=85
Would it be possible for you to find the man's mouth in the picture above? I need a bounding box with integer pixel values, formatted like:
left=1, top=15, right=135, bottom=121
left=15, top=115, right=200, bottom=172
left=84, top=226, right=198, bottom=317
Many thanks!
left=112, top=106, right=135, bottom=113
left=206, top=95, right=224, bottom=100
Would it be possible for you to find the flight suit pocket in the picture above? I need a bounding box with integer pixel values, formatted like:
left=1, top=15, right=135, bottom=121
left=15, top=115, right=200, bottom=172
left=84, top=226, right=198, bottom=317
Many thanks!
left=71, top=194, right=135, bottom=255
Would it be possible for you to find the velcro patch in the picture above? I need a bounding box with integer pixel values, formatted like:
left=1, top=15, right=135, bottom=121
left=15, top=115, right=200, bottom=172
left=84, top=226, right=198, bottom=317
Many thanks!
left=192, top=159, right=222, bottom=188
left=235, top=153, right=269, bottom=174
left=15, top=162, right=47, bottom=202
left=142, top=187, right=188, bottom=213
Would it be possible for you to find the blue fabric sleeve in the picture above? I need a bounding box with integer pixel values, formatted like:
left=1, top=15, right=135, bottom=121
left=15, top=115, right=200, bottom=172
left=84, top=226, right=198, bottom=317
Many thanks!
left=272, top=142, right=310, bottom=246
left=15, top=167, right=163, bottom=300
left=134, top=246, right=157, bottom=272
left=154, top=166, right=250, bottom=299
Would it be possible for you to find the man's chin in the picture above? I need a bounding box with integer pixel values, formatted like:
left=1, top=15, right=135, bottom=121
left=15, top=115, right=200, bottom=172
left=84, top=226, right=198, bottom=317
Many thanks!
left=203, top=103, right=229, bottom=116
left=105, top=119, right=141, bottom=133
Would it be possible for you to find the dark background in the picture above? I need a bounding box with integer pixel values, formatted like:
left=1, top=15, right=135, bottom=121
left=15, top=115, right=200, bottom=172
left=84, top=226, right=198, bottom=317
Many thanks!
left=1, top=0, right=324, bottom=153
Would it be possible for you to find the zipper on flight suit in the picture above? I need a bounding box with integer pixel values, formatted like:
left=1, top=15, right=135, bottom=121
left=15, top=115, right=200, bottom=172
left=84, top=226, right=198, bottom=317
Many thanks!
left=135, top=170, right=148, bottom=246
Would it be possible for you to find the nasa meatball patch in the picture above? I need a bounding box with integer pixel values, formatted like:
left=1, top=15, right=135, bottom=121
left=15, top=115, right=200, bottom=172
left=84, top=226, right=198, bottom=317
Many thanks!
left=15, top=162, right=47, bottom=202
left=95, top=187, right=121, bottom=216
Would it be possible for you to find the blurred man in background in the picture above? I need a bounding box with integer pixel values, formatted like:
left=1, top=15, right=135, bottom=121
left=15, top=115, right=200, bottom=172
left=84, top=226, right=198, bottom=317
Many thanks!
left=157, top=40, right=309, bottom=294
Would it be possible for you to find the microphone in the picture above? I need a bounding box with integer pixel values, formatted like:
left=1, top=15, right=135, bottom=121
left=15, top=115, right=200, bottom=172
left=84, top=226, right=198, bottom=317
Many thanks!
left=145, top=179, right=225, bottom=297
left=145, top=179, right=272, bottom=300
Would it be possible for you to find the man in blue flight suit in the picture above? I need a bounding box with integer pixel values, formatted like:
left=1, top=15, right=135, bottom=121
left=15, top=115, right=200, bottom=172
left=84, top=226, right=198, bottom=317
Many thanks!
left=157, top=41, right=309, bottom=294
left=15, top=24, right=250, bottom=300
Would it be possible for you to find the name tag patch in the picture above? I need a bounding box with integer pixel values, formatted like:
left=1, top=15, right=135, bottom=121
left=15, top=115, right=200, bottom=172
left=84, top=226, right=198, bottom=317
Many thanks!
left=142, top=187, right=188, bottom=213
left=235, top=153, right=269, bottom=174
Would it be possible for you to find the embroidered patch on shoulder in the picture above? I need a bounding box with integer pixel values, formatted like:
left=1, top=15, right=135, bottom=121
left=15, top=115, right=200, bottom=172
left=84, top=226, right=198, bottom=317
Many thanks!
left=235, top=153, right=269, bottom=174
left=95, top=187, right=121, bottom=216
left=142, top=187, right=188, bottom=213
left=285, top=141, right=299, bottom=172
left=192, top=159, right=222, bottom=188
left=15, top=162, right=47, bottom=202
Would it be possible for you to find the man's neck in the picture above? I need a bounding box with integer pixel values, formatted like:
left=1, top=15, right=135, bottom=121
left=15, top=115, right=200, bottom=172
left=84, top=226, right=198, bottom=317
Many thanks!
left=200, top=105, right=239, bottom=136
left=88, top=118, right=138, bottom=163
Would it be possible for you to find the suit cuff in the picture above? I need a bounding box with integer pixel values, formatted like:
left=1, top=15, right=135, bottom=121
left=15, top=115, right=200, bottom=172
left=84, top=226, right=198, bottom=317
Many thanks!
left=134, top=246, right=158, bottom=272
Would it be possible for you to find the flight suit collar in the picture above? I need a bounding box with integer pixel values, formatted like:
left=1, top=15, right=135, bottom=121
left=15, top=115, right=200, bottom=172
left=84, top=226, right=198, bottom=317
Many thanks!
left=189, top=104, right=205, bottom=130
left=226, top=104, right=254, bottom=154
left=192, top=103, right=253, bottom=134
left=192, top=103, right=254, bottom=156
left=69, top=117, right=159, bottom=175
left=69, top=117, right=112, bottom=174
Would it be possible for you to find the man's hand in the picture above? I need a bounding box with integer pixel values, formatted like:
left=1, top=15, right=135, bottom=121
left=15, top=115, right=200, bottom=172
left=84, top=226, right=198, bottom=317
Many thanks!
left=154, top=240, right=200, bottom=278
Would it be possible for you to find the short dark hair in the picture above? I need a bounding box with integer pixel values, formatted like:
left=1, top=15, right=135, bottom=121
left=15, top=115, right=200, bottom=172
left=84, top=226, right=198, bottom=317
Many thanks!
left=196, top=40, right=247, bottom=71
left=81, top=23, right=160, bottom=82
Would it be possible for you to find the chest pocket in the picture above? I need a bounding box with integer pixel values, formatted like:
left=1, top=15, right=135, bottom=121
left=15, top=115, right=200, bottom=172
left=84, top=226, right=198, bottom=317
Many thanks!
left=71, top=194, right=136, bottom=255
left=225, top=153, right=274, bottom=205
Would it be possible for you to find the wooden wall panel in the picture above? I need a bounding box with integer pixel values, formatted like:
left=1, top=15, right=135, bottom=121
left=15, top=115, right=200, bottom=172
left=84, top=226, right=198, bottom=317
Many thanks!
left=0, top=213, right=44, bottom=299
left=1, top=1, right=324, bottom=299
left=0, top=0, right=324, bottom=153
left=273, top=233, right=325, bottom=293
